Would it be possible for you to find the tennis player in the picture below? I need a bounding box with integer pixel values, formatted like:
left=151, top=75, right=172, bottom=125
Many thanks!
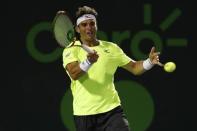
left=62, top=6, right=161, bottom=131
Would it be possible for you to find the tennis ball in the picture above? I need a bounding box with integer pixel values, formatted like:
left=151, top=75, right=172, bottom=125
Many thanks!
left=164, top=62, right=176, bottom=73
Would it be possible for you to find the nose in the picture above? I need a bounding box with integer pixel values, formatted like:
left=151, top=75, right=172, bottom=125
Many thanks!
left=86, top=23, right=92, bottom=30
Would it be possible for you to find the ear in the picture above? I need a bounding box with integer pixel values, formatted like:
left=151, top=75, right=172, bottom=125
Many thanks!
left=75, top=26, right=80, bottom=33
left=95, top=22, right=98, bottom=30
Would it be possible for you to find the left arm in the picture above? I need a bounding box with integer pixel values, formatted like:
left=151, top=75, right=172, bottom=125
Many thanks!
left=122, top=46, right=161, bottom=75
left=122, top=60, right=145, bottom=75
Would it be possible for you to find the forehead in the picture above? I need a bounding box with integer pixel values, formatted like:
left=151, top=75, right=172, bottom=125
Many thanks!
left=80, top=19, right=96, bottom=24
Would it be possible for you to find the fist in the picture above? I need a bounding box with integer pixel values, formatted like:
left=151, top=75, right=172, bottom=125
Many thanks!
left=87, top=50, right=99, bottom=63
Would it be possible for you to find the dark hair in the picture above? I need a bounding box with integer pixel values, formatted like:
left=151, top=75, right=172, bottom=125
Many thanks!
left=73, top=6, right=98, bottom=42
left=76, top=6, right=98, bottom=19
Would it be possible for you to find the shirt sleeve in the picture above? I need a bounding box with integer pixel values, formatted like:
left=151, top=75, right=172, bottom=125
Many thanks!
left=62, top=47, right=79, bottom=68
left=113, top=44, right=133, bottom=67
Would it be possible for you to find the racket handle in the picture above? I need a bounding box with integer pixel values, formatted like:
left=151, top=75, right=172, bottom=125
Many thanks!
left=82, top=44, right=94, bottom=53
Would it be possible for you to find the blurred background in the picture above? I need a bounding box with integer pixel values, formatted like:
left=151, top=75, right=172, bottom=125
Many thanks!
left=2, top=0, right=195, bottom=131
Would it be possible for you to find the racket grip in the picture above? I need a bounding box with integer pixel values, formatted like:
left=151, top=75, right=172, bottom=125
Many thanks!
left=82, top=44, right=94, bottom=53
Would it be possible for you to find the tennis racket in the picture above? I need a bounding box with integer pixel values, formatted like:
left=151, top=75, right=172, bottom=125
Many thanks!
left=53, top=10, right=94, bottom=53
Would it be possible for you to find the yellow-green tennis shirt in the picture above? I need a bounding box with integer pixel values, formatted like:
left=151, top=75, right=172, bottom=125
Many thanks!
left=62, top=40, right=131, bottom=115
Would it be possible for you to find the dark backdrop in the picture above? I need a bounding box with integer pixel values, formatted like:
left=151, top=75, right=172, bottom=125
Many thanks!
left=2, top=0, right=195, bottom=131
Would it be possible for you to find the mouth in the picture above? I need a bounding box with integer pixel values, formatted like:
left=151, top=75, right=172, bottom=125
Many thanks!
left=86, top=32, right=94, bottom=37
left=87, top=31, right=93, bottom=35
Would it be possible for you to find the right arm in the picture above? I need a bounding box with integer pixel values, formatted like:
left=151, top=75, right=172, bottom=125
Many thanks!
left=65, top=51, right=99, bottom=80
left=66, top=61, right=85, bottom=80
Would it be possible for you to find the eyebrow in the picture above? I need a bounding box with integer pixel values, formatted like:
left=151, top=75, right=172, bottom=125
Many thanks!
left=81, top=20, right=95, bottom=24
left=80, top=21, right=95, bottom=26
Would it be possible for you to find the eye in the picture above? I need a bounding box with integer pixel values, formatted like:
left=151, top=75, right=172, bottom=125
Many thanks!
left=81, top=23, right=87, bottom=27
left=90, top=21, right=95, bottom=26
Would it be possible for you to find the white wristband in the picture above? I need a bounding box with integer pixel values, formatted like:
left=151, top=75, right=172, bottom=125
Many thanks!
left=79, top=59, right=92, bottom=72
left=143, top=58, right=154, bottom=70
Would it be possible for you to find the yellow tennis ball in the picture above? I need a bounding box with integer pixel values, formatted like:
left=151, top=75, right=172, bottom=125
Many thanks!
left=164, top=62, right=176, bottom=73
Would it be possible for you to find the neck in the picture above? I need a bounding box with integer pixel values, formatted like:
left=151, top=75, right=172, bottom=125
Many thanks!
left=80, top=38, right=99, bottom=47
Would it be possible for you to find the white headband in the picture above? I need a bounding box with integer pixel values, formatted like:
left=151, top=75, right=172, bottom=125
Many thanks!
left=76, top=14, right=96, bottom=26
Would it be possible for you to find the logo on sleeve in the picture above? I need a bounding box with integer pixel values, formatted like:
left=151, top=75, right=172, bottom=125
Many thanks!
left=65, top=52, right=71, bottom=57
left=104, top=49, right=110, bottom=53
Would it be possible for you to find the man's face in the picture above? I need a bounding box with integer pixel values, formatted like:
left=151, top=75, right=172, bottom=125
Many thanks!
left=77, top=19, right=97, bottom=41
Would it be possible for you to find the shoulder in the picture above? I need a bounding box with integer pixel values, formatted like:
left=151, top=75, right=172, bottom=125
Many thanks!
left=99, top=40, right=120, bottom=48
left=63, top=41, right=81, bottom=54
left=99, top=40, right=122, bottom=52
left=66, top=40, right=81, bottom=48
